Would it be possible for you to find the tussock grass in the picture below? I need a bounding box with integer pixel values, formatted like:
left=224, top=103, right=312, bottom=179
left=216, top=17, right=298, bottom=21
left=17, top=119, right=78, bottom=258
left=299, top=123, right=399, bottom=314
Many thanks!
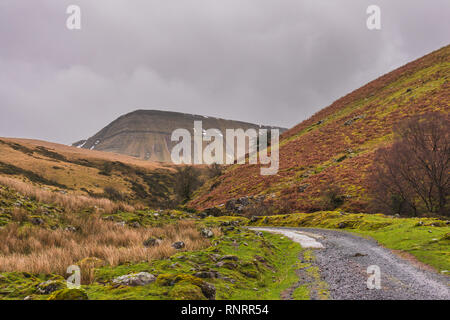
left=0, top=217, right=213, bottom=283
left=0, top=176, right=134, bottom=214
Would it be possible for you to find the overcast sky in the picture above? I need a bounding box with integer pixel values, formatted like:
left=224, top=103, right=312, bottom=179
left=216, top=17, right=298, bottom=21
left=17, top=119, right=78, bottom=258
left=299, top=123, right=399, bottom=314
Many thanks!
left=0, top=0, right=449, bottom=144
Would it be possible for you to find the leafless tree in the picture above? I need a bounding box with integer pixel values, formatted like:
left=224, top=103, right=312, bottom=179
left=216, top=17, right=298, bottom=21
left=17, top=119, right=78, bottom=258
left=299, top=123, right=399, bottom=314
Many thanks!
left=369, top=112, right=449, bottom=216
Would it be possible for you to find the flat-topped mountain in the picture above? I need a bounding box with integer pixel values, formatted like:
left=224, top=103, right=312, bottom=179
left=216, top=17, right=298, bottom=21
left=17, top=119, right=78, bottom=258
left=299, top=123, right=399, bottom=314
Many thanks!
left=73, top=110, right=286, bottom=162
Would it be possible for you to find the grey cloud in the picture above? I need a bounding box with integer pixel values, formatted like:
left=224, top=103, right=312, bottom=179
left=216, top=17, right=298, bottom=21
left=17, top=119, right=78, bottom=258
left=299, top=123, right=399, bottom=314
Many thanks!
left=0, top=0, right=449, bottom=143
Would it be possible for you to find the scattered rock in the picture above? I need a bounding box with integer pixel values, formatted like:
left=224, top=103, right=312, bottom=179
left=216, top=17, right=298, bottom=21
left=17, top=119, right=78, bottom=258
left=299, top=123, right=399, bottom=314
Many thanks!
left=37, top=280, right=66, bottom=294
left=143, top=237, right=161, bottom=247
left=112, top=272, right=156, bottom=286
left=353, top=253, right=367, bottom=257
left=194, top=271, right=219, bottom=279
left=215, top=261, right=238, bottom=269
left=30, top=217, right=44, bottom=226
left=297, top=184, right=310, bottom=193
left=344, top=114, right=366, bottom=126
left=219, top=255, right=239, bottom=262
left=338, top=222, right=347, bottom=229
left=201, top=228, right=214, bottom=238
left=172, top=241, right=186, bottom=250
left=209, top=254, right=221, bottom=262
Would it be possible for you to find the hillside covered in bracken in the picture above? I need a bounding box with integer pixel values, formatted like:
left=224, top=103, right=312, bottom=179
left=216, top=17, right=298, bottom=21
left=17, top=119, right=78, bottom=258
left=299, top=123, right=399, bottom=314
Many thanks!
left=189, top=45, right=450, bottom=213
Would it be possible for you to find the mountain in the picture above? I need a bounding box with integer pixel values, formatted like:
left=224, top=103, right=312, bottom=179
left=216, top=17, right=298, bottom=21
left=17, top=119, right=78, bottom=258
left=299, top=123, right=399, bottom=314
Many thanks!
left=189, top=45, right=450, bottom=213
left=73, top=110, right=287, bottom=162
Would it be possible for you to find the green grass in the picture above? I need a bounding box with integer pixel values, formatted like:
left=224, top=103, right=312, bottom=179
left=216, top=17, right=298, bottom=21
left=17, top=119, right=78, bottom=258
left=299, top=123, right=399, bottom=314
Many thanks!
left=250, top=211, right=450, bottom=272
left=84, top=227, right=304, bottom=300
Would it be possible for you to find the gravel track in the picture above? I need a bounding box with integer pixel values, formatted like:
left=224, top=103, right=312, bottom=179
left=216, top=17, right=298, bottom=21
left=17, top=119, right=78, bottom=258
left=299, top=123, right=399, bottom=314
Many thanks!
left=251, top=227, right=450, bottom=300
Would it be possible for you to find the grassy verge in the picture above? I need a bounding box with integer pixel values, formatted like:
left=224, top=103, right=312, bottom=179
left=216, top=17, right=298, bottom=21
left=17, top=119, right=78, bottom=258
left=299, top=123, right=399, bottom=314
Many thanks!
left=250, top=211, right=450, bottom=272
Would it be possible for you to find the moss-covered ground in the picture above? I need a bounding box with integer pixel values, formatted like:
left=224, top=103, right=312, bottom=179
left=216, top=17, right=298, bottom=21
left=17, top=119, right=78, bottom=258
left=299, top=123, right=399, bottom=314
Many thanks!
left=0, top=216, right=322, bottom=300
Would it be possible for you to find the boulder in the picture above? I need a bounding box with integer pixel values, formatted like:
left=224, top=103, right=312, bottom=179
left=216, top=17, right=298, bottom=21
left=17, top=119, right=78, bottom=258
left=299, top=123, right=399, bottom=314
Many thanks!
left=172, top=241, right=186, bottom=249
left=112, top=272, right=156, bottom=286
left=201, top=228, right=214, bottom=238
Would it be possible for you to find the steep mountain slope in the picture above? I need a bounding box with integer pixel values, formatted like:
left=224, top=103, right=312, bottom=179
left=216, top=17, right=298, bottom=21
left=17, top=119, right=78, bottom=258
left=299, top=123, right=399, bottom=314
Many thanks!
left=0, top=138, right=177, bottom=206
left=74, top=110, right=286, bottom=162
left=189, top=45, right=450, bottom=213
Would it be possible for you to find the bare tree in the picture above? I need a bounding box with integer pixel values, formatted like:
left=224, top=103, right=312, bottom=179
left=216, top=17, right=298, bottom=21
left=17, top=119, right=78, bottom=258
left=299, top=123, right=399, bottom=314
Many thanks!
left=174, top=166, right=202, bottom=204
left=369, top=112, right=449, bottom=216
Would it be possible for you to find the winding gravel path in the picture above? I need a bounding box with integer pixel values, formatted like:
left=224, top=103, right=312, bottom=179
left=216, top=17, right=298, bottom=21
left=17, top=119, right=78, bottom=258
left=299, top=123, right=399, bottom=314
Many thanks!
left=250, top=227, right=449, bottom=300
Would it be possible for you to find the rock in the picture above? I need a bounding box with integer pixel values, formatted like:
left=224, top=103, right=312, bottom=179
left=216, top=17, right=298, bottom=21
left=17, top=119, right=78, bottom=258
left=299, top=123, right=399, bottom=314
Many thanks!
left=23, top=296, right=33, bottom=300
left=215, top=261, right=238, bottom=269
left=394, top=214, right=401, bottom=218
left=172, top=241, right=186, bottom=249
left=65, top=226, right=77, bottom=232
left=169, top=282, right=207, bottom=300
left=194, top=271, right=219, bottom=279
left=416, top=221, right=424, bottom=226
left=221, top=277, right=236, bottom=284
left=112, top=272, right=156, bottom=286
left=353, top=253, right=367, bottom=257
left=143, top=237, right=161, bottom=247
left=338, top=222, right=347, bottom=229
left=255, top=231, right=264, bottom=237
left=219, top=255, right=239, bottom=261
left=130, top=221, right=140, bottom=228
left=344, top=114, right=366, bottom=126
left=31, top=217, right=44, bottom=226
left=37, top=280, right=66, bottom=294
left=201, top=228, right=214, bottom=238
left=209, top=254, right=221, bottom=262
left=201, top=282, right=216, bottom=300
left=47, top=288, right=88, bottom=300
left=156, top=274, right=216, bottom=300
left=297, top=184, right=310, bottom=193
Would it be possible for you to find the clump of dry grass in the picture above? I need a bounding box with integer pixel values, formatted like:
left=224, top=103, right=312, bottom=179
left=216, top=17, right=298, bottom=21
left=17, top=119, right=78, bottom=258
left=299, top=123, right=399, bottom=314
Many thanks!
left=0, top=216, right=216, bottom=283
left=0, top=176, right=134, bottom=214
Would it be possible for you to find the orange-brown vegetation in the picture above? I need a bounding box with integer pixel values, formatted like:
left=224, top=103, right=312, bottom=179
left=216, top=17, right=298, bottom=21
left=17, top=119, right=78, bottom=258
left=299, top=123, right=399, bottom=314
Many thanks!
left=189, top=45, right=450, bottom=214
left=0, top=176, right=135, bottom=214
